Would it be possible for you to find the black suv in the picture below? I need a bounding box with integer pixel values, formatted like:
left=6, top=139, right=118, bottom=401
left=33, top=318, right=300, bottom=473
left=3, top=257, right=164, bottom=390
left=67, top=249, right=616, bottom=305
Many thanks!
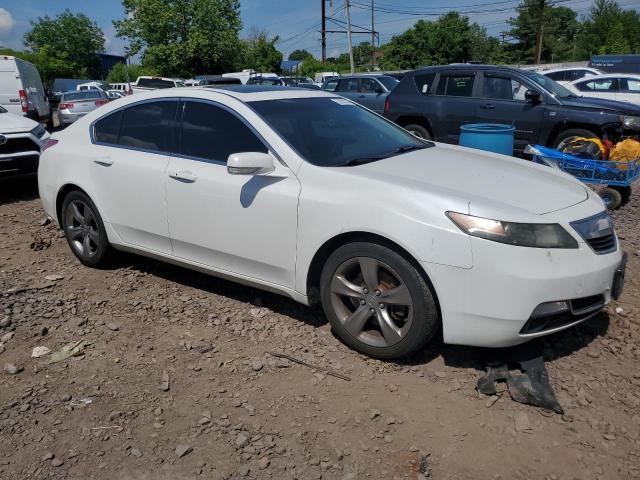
left=384, top=64, right=640, bottom=155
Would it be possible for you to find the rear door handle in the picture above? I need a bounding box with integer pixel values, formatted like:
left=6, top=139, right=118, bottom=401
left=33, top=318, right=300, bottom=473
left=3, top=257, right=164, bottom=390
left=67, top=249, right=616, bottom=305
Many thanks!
left=169, top=170, right=197, bottom=183
left=93, top=156, right=113, bottom=166
left=480, top=104, right=495, bottom=110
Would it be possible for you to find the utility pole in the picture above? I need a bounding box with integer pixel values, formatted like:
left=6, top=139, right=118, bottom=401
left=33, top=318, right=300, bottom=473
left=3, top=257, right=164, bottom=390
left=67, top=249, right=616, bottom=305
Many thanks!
left=345, top=0, right=354, bottom=73
left=321, top=0, right=327, bottom=62
left=371, top=0, right=375, bottom=70
left=534, top=0, right=547, bottom=65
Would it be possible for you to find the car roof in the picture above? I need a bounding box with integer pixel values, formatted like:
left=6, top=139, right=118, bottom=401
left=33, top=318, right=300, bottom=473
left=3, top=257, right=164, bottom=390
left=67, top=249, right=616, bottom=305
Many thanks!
left=409, top=64, right=524, bottom=75
left=540, top=67, right=601, bottom=74
left=567, top=73, right=640, bottom=84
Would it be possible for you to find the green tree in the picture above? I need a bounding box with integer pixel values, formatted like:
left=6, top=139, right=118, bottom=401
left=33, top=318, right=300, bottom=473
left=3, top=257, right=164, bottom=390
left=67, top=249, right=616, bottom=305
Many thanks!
left=507, top=2, right=580, bottom=63
left=577, top=0, right=640, bottom=57
left=114, top=0, right=243, bottom=77
left=106, top=62, right=160, bottom=83
left=241, top=28, right=283, bottom=73
left=288, top=49, right=312, bottom=61
left=24, top=9, right=105, bottom=76
left=379, top=12, right=495, bottom=70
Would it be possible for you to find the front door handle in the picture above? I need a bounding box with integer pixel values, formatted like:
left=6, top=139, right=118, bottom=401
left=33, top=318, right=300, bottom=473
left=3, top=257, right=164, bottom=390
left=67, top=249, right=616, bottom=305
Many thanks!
left=93, top=156, right=113, bottom=166
left=480, top=103, right=495, bottom=110
left=169, top=171, right=197, bottom=183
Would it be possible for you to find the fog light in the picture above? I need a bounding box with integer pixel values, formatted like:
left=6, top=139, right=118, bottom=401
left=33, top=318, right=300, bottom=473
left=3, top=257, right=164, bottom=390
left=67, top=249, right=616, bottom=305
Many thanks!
left=531, top=301, right=570, bottom=318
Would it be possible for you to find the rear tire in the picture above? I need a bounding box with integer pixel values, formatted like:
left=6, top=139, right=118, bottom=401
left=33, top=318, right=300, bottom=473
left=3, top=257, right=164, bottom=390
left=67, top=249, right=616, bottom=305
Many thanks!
left=611, top=185, right=632, bottom=205
left=61, top=191, right=113, bottom=267
left=403, top=124, right=432, bottom=140
left=320, top=242, right=438, bottom=360
left=598, top=187, right=623, bottom=210
left=552, top=128, right=599, bottom=150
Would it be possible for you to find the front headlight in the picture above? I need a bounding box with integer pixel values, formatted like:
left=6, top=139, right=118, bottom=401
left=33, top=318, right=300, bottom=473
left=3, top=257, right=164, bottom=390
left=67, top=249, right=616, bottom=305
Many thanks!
left=447, top=212, right=578, bottom=249
left=621, top=115, right=640, bottom=130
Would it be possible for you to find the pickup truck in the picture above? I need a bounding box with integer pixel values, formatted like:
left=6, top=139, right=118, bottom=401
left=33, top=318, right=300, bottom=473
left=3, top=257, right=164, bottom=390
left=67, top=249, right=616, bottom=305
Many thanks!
left=131, top=76, right=185, bottom=94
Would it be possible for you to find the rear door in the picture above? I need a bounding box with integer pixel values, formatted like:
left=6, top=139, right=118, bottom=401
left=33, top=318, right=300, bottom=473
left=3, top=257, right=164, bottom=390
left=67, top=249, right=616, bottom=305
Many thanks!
left=0, top=60, right=23, bottom=116
left=430, top=71, right=479, bottom=143
left=15, top=59, right=50, bottom=120
left=477, top=72, right=545, bottom=153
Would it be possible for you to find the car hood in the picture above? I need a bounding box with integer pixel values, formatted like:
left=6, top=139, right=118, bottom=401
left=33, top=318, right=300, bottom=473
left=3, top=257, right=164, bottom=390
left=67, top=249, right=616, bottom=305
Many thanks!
left=350, top=143, right=588, bottom=216
left=0, top=112, right=39, bottom=133
left=561, top=96, right=640, bottom=115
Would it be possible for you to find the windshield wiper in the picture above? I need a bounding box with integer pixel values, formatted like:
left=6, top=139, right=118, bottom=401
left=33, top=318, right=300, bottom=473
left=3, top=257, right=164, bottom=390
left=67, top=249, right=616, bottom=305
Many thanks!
left=336, top=156, right=388, bottom=167
left=392, top=144, right=428, bottom=154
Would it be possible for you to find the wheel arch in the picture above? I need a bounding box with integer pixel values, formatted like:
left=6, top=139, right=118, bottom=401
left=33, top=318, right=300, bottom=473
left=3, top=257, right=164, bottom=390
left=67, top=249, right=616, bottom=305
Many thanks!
left=546, top=122, right=603, bottom=147
left=55, top=184, right=90, bottom=228
left=305, top=231, right=441, bottom=318
left=394, top=115, right=434, bottom=137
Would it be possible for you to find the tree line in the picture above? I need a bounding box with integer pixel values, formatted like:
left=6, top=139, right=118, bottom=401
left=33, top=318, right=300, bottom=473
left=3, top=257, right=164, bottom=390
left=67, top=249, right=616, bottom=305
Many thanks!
left=0, top=0, right=638, bottom=86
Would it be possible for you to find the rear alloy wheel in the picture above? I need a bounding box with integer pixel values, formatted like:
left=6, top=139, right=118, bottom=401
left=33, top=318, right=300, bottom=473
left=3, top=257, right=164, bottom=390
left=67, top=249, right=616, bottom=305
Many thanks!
left=320, top=242, right=438, bottom=359
left=403, top=124, right=432, bottom=141
left=61, top=191, right=112, bottom=267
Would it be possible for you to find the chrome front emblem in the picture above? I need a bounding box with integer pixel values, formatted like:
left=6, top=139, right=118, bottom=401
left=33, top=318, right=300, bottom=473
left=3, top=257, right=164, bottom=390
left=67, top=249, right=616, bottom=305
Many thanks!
left=0, top=135, right=6, bottom=146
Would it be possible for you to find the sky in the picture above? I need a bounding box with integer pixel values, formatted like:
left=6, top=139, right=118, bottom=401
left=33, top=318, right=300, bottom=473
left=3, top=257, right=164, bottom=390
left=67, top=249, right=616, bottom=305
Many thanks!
left=0, top=0, right=638, bottom=60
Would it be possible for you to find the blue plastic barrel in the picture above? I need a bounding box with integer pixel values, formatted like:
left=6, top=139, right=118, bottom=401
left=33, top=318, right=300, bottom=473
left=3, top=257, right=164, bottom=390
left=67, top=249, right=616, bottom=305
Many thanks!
left=459, top=123, right=515, bottom=156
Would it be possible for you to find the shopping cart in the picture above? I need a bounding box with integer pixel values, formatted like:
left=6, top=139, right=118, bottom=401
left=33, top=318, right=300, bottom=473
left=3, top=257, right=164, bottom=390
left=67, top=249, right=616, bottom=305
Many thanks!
left=527, top=144, right=640, bottom=210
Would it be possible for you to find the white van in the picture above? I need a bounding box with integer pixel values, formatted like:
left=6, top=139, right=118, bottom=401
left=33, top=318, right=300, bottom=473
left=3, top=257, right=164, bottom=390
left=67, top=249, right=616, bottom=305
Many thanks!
left=0, top=56, right=51, bottom=124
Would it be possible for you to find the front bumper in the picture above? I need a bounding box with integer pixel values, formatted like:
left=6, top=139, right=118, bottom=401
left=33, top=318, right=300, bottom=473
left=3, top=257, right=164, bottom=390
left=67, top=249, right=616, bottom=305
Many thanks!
left=424, top=236, right=623, bottom=348
left=0, top=154, right=39, bottom=177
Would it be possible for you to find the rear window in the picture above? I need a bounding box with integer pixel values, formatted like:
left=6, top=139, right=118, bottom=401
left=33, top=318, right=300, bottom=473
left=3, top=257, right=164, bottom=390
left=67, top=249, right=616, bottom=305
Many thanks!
left=61, top=91, right=104, bottom=101
left=137, top=78, right=175, bottom=89
left=118, top=101, right=178, bottom=152
left=544, top=71, right=566, bottom=81
left=436, top=75, right=475, bottom=97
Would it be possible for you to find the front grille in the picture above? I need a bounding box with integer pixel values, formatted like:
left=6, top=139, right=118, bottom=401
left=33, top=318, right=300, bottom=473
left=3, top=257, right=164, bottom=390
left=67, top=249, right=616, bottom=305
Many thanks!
left=586, top=234, right=616, bottom=254
left=520, top=294, right=604, bottom=334
left=0, top=137, right=40, bottom=155
left=571, top=211, right=617, bottom=255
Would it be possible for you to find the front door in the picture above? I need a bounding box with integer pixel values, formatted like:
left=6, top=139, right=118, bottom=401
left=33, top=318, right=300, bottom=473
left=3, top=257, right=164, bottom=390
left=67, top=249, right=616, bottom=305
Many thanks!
left=477, top=73, right=545, bottom=154
left=358, top=78, right=386, bottom=113
left=165, top=100, right=300, bottom=288
left=89, top=99, right=178, bottom=254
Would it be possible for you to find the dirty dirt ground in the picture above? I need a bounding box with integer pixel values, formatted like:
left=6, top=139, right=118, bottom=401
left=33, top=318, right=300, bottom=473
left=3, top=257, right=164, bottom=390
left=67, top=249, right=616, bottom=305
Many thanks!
left=1, top=176, right=639, bottom=480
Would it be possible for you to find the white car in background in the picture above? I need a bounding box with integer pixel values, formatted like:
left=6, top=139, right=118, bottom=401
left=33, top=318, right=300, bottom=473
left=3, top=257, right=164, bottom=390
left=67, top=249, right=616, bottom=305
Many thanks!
left=566, top=74, right=640, bottom=106
left=0, top=55, right=51, bottom=124
left=539, top=67, right=603, bottom=85
left=38, top=87, right=625, bottom=359
left=0, top=105, right=48, bottom=177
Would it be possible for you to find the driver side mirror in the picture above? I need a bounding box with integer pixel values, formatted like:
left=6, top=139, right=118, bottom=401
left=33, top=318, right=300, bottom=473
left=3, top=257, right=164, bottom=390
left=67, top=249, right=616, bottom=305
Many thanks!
left=227, top=152, right=275, bottom=176
left=525, top=89, right=542, bottom=104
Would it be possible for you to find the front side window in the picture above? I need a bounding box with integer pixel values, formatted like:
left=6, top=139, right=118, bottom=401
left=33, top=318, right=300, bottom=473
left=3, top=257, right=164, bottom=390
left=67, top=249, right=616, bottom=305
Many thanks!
left=622, top=79, right=640, bottom=93
left=119, top=101, right=178, bottom=152
left=483, top=76, right=528, bottom=101
left=250, top=97, right=431, bottom=167
left=180, top=101, right=267, bottom=163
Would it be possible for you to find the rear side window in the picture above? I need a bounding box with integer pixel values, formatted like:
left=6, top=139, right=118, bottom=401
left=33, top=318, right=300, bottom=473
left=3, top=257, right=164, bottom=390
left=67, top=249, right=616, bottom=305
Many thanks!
left=119, top=101, right=178, bottom=152
left=137, top=78, right=174, bottom=89
left=623, top=79, right=640, bottom=92
left=337, top=78, right=358, bottom=92
left=360, top=78, right=380, bottom=93
left=179, top=101, right=267, bottom=163
left=545, top=71, right=566, bottom=81
left=437, top=75, right=475, bottom=97
left=414, top=73, right=436, bottom=95
left=578, top=79, right=619, bottom=92
left=94, top=110, right=122, bottom=144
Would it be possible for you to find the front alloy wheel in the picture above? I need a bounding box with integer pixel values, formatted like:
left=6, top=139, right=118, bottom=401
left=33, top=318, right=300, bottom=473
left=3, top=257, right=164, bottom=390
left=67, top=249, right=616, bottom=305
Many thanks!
left=321, top=242, right=439, bottom=359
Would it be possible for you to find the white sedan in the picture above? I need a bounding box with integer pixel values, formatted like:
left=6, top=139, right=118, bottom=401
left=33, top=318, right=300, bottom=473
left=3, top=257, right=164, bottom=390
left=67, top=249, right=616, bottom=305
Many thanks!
left=37, top=86, right=625, bottom=359
left=565, top=73, right=640, bottom=106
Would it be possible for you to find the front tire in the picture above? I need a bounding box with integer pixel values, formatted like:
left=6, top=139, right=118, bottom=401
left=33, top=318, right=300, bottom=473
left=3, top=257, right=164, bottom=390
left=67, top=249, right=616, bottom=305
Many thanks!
left=61, top=191, right=113, bottom=267
left=552, top=128, right=599, bottom=151
left=403, top=124, right=432, bottom=140
left=320, top=242, right=438, bottom=360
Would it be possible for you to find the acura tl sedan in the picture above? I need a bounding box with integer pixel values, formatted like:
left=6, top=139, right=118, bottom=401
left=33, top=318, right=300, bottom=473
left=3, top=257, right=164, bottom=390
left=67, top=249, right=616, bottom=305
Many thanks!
left=38, top=86, right=626, bottom=359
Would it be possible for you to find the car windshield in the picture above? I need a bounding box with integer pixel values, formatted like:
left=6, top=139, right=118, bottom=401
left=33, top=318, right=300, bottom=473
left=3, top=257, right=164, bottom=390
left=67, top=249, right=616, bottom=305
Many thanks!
left=61, top=91, right=104, bottom=101
left=522, top=70, right=576, bottom=98
left=250, top=97, right=432, bottom=167
left=378, top=76, right=399, bottom=91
